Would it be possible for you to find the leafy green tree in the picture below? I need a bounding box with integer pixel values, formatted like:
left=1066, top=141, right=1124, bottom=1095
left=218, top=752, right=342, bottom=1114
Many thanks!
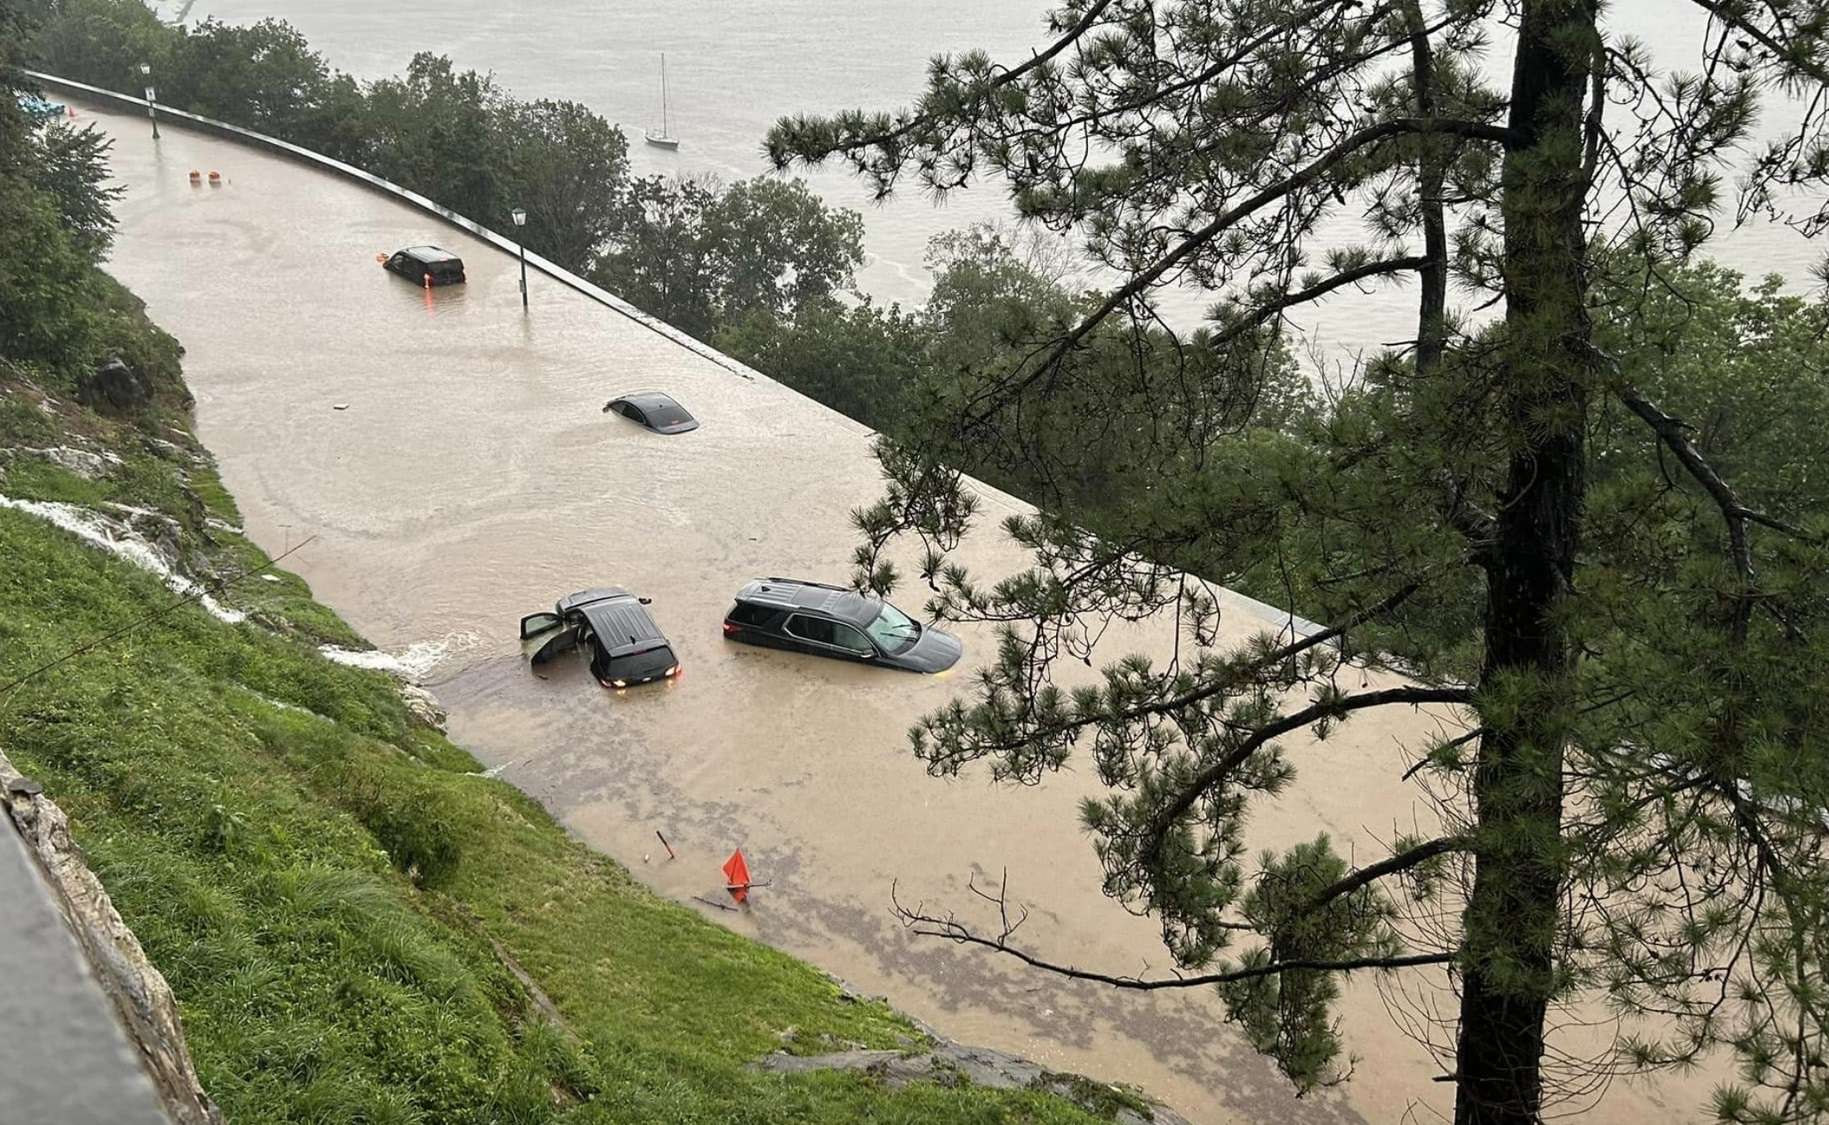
left=30, top=0, right=171, bottom=92
left=494, top=98, right=633, bottom=269
left=770, top=2, right=1829, bottom=1122
left=593, top=174, right=865, bottom=339
left=702, top=176, right=864, bottom=320
left=361, top=53, right=506, bottom=225
left=713, top=296, right=925, bottom=431
left=592, top=174, right=721, bottom=335
left=28, top=119, right=123, bottom=256
left=160, top=19, right=334, bottom=139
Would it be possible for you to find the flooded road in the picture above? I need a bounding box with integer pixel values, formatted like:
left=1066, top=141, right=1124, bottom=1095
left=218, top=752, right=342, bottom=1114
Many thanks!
left=86, top=103, right=1716, bottom=1124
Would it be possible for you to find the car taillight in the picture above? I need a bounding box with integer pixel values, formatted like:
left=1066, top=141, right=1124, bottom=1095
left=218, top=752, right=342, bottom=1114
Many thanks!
left=722, top=621, right=739, bottom=635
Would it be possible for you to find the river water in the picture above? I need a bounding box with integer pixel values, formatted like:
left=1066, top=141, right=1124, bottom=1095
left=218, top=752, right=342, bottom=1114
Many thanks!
left=183, top=0, right=1824, bottom=361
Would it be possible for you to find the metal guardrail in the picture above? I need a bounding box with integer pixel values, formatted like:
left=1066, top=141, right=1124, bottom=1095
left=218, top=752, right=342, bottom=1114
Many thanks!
left=24, top=70, right=761, bottom=385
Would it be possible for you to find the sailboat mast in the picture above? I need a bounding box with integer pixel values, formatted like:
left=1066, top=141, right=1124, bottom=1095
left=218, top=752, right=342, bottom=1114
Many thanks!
left=660, top=53, right=669, bottom=137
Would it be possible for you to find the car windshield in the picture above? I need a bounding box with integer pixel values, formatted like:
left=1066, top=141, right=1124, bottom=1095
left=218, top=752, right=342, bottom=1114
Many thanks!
left=865, top=601, right=922, bottom=653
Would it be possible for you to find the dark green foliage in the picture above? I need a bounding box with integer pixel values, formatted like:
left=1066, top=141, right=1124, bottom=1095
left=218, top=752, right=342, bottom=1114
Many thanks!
left=27, top=119, right=122, bottom=256
left=593, top=174, right=865, bottom=339
left=714, top=296, right=924, bottom=430
left=768, top=2, right=1829, bottom=1121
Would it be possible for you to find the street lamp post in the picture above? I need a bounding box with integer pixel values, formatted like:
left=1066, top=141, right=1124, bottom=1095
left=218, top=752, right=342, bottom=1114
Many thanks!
left=511, top=207, right=528, bottom=312
left=138, top=63, right=159, bottom=140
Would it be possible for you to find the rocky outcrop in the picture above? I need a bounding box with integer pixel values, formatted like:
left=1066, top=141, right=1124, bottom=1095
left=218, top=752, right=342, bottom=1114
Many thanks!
left=762, top=977, right=1189, bottom=1124
left=398, top=683, right=448, bottom=731
left=754, top=1041, right=1191, bottom=1124
left=76, top=357, right=157, bottom=413
left=0, top=750, right=222, bottom=1125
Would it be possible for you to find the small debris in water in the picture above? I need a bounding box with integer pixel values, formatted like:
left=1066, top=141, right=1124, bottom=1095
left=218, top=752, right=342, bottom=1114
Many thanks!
left=333, top=403, right=350, bottom=411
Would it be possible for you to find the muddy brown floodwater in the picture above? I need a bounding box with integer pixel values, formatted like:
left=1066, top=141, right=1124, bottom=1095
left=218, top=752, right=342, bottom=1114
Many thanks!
left=85, top=101, right=1717, bottom=1124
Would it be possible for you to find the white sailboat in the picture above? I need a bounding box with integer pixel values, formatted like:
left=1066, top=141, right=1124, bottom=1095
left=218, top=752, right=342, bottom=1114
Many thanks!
left=644, top=53, right=680, bottom=150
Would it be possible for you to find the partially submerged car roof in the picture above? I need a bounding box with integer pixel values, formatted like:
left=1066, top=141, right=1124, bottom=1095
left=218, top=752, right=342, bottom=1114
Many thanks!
left=735, top=577, right=881, bottom=629
left=401, top=245, right=462, bottom=265
left=556, top=587, right=631, bottom=614
left=575, top=599, right=669, bottom=658
left=604, top=390, right=699, bottom=434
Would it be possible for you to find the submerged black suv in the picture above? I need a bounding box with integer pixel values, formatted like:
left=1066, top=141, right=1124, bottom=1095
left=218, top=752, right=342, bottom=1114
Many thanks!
left=721, top=578, right=962, bottom=673
left=384, top=245, right=466, bottom=287
left=521, top=588, right=680, bottom=689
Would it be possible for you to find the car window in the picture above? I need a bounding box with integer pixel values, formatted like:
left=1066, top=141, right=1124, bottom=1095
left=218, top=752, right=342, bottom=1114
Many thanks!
left=829, top=622, right=875, bottom=655
left=526, top=624, right=580, bottom=665
left=627, top=406, right=649, bottom=426
left=730, top=602, right=773, bottom=626
left=785, top=614, right=836, bottom=646
left=520, top=611, right=562, bottom=640
left=645, top=401, right=693, bottom=427
left=787, top=615, right=872, bottom=654
left=864, top=601, right=922, bottom=653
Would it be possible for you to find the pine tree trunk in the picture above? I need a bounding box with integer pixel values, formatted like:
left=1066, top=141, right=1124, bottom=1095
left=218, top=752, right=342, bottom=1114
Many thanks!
left=1454, top=2, right=1597, bottom=1122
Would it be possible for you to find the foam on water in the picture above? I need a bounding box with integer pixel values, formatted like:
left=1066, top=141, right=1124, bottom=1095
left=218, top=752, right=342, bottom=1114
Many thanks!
left=318, top=631, right=481, bottom=681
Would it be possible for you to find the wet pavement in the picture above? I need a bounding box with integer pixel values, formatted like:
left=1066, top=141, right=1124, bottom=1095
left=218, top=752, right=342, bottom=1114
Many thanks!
left=81, top=100, right=1712, bottom=1124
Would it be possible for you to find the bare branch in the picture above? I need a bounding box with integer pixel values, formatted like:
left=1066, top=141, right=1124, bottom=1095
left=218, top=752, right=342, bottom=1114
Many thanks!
left=895, top=881, right=1454, bottom=990
left=1211, top=256, right=1433, bottom=348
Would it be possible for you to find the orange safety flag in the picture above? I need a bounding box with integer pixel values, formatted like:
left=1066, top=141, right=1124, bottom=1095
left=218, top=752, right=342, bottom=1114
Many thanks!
left=722, top=849, right=752, bottom=905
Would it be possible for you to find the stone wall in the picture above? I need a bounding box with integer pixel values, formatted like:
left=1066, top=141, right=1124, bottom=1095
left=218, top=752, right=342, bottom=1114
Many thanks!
left=1, top=748, right=221, bottom=1125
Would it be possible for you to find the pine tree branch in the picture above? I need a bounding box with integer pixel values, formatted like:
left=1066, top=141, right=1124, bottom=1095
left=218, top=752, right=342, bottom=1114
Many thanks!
left=959, top=115, right=1515, bottom=426
left=1296, top=835, right=1466, bottom=919
left=1686, top=0, right=1829, bottom=85
left=1098, top=576, right=1444, bottom=731
left=771, top=0, right=1395, bottom=166
left=1210, top=255, right=1434, bottom=348
left=893, top=878, right=1453, bottom=990
left=1139, top=686, right=1472, bottom=864
left=1615, top=383, right=1824, bottom=638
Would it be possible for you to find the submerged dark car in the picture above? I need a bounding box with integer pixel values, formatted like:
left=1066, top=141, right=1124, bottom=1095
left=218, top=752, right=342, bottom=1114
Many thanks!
left=602, top=390, right=699, bottom=434
left=721, top=577, right=962, bottom=673
left=520, top=587, right=680, bottom=689
left=384, top=245, right=466, bottom=287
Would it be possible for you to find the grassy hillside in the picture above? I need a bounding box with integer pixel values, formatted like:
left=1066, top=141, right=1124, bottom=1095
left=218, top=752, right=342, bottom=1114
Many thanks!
left=0, top=281, right=1112, bottom=1123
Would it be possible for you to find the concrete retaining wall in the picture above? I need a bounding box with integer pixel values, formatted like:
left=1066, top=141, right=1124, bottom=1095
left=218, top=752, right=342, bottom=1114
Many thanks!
left=1, top=748, right=220, bottom=1125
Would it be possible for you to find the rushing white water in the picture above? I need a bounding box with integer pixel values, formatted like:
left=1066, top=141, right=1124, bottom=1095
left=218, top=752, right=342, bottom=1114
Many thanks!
left=0, top=494, right=246, bottom=623
left=318, top=632, right=483, bottom=682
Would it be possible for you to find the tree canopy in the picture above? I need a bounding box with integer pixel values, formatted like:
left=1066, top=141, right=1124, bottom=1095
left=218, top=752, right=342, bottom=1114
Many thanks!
left=769, top=2, right=1829, bottom=1122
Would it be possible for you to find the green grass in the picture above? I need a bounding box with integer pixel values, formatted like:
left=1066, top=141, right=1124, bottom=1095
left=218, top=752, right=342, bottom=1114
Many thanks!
left=0, top=329, right=1112, bottom=1123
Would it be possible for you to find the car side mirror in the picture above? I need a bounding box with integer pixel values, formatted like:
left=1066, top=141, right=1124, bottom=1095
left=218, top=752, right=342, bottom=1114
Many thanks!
left=638, top=596, right=652, bottom=605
